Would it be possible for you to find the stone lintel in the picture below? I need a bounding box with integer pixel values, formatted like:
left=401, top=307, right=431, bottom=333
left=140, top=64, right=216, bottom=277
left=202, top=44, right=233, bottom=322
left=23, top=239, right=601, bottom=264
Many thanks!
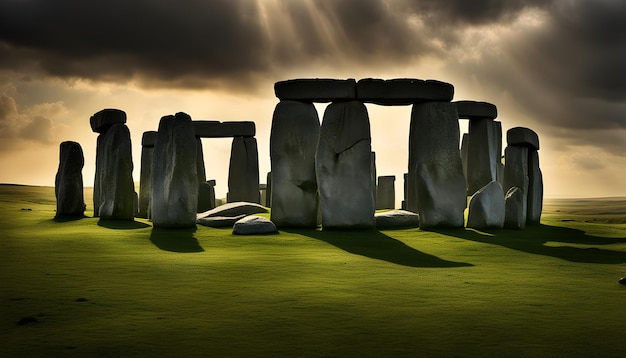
left=507, top=127, right=539, bottom=150
left=356, top=78, right=454, bottom=105
left=193, top=121, right=255, bottom=138
left=274, top=78, right=357, bottom=102
left=454, top=100, right=498, bottom=120
left=141, top=131, right=157, bottom=147
left=90, top=108, right=127, bottom=133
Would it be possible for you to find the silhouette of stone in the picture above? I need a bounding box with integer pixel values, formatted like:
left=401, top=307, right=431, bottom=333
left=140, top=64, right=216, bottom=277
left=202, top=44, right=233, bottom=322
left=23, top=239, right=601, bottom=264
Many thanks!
left=401, top=173, right=408, bottom=210
left=461, top=133, right=469, bottom=185
left=356, top=78, right=454, bottom=105
left=227, top=137, right=260, bottom=203
left=196, top=137, right=206, bottom=184
left=494, top=121, right=504, bottom=185
left=198, top=181, right=216, bottom=213
left=197, top=214, right=246, bottom=228
left=98, top=123, right=135, bottom=220
left=133, top=191, right=139, bottom=217
left=192, top=121, right=255, bottom=138
left=371, top=152, right=377, bottom=207
left=467, top=181, right=505, bottom=229
left=527, top=150, right=543, bottom=224
left=275, top=78, right=357, bottom=102
left=90, top=108, right=127, bottom=133
left=233, top=216, right=278, bottom=235
left=454, top=101, right=498, bottom=120
left=265, top=172, right=272, bottom=207
left=376, top=176, right=395, bottom=210
left=375, top=210, right=420, bottom=229
left=270, top=100, right=320, bottom=227
left=503, top=145, right=529, bottom=225
left=151, top=112, right=198, bottom=228
left=507, top=127, right=539, bottom=150
left=409, top=102, right=466, bottom=229
left=138, top=131, right=157, bottom=218
left=93, top=134, right=105, bottom=217
left=467, top=118, right=498, bottom=195
left=142, top=130, right=157, bottom=146
left=504, top=186, right=526, bottom=229
left=197, top=201, right=268, bottom=219
left=55, top=141, right=85, bottom=217
left=316, top=100, right=375, bottom=229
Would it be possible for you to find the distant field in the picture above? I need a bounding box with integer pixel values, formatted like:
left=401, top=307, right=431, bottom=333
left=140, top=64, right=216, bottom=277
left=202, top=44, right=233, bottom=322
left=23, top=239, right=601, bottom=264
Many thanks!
left=1, top=185, right=626, bottom=357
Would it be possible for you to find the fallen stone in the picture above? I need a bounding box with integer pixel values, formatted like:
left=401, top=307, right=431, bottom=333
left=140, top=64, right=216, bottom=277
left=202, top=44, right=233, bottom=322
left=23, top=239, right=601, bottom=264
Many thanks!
left=527, top=150, right=543, bottom=224
left=197, top=214, right=246, bottom=228
left=141, top=130, right=157, bottom=147
left=619, top=276, right=626, bottom=285
left=197, top=201, right=268, bottom=219
left=467, top=181, right=505, bottom=229
left=193, top=121, right=256, bottom=138
left=454, top=101, right=498, bottom=120
left=274, top=78, right=356, bottom=102
left=227, top=137, right=260, bottom=203
left=504, top=186, right=526, bottom=229
left=503, top=145, right=529, bottom=224
left=232, top=216, right=278, bottom=235
left=356, top=78, right=454, bottom=105
left=375, top=210, right=420, bottom=229
left=467, top=118, right=498, bottom=195
left=90, top=108, right=127, bottom=133
left=55, top=141, right=85, bottom=218
left=270, top=100, right=320, bottom=227
left=376, top=176, right=395, bottom=210
left=98, top=123, right=135, bottom=220
left=507, top=127, right=539, bottom=150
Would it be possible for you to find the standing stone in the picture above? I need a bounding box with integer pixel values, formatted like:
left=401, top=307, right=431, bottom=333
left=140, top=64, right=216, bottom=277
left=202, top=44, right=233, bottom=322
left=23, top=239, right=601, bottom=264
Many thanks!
left=503, top=146, right=529, bottom=225
left=461, top=133, right=469, bottom=186
left=98, top=123, right=135, bottom=220
left=504, top=187, right=525, bottom=229
left=266, top=172, right=272, bottom=207
left=138, top=131, right=156, bottom=219
left=270, top=100, right=320, bottom=227
left=467, top=118, right=498, bottom=195
left=401, top=173, right=408, bottom=210
left=227, top=137, right=260, bottom=203
left=376, top=176, right=396, bottom=210
left=55, top=141, right=85, bottom=218
left=467, top=181, right=505, bottom=229
left=93, top=134, right=105, bottom=217
left=494, top=121, right=504, bottom=185
left=527, top=150, right=543, bottom=224
left=151, top=112, right=198, bottom=228
left=198, top=180, right=216, bottom=213
left=316, top=100, right=375, bottom=229
left=196, top=137, right=206, bottom=184
left=371, top=152, right=377, bottom=207
left=409, top=102, right=466, bottom=229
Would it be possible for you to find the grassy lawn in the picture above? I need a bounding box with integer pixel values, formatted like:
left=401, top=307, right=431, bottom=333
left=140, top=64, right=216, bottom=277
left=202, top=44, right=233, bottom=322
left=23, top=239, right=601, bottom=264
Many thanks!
left=1, top=185, right=626, bottom=357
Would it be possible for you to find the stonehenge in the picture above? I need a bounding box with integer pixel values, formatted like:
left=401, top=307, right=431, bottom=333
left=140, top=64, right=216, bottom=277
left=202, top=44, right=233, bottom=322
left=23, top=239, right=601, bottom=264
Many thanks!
left=55, top=141, right=85, bottom=218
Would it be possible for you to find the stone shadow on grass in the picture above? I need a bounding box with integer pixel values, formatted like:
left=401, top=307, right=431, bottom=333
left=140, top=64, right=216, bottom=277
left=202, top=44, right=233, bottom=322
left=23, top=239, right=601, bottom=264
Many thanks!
left=97, top=220, right=151, bottom=230
left=283, top=228, right=472, bottom=268
left=150, top=227, right=204, bottom=253
left=435, top=224, right=626, bottom=264
left=53, top=215, right=87, bottom=223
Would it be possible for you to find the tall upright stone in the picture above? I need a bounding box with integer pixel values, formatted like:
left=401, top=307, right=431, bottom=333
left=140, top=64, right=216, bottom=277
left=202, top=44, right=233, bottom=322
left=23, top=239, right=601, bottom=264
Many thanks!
left=55, top=141, right=85, bottom=218
left=371, top=152, right=377, bottom=207
left=461, top=133, right=469, bottom=186
left=527, top=150, right=543, bottom=224
left=266, top=172, right=272, bottom=207
left=138, top=131, right=156, bottom=219
left=227, top=137, right=260, bottom=203
left=467, top=181, right=505, bottom=229
left=198, top=180, right=216, bottom=213
left=151, top=112, right=198, bottom=228
left=98, top=123, right=135, bottom=220
left=504, top=186, right=525, bottom=229
left=270, top=100, right=320, bottom=227
left=494, top=121, right=504, bottom=185
left=503, top=145, right=529, bottom=225
left=402, top=173, right=408, bottom=210
left=316, top=100, right=375, bottom=229
left=196, top=137, right=206, bottom=184
left=409, top=102, right=466, bottom=229
left=376, top=176, right=396, bottom=210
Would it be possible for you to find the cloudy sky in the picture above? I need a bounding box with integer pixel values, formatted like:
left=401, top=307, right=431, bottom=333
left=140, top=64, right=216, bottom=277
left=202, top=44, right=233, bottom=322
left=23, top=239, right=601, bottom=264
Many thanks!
left=1, top=0, right=624, bottom=202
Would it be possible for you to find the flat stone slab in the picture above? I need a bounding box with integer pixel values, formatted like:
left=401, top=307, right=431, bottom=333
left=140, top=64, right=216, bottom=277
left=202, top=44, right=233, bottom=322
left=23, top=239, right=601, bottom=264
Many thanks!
left=197, top=214, right=247, bottom=228
left=197, top=201, right=268, bottom=219
left=375, top=210, right=420, bottom=228
left=454, top=101, right=498, bottom=120
left=192, top=121, right=256, bottom=138
left=90, top=109, right=127, bottom=133
left=141, top=131, right=157, bottom=147
left=274, top=78, right=356, bottom=102
left=356, top=78, right=454, bottom=105
left=507, top=127, right=539, bottom=150
left=233, top=216, right=278, bottom=235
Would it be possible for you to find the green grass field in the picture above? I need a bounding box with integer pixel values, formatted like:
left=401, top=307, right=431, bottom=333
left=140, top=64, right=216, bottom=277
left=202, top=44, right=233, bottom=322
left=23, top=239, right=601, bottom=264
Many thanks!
left=1, top=185, right=626, bottom=357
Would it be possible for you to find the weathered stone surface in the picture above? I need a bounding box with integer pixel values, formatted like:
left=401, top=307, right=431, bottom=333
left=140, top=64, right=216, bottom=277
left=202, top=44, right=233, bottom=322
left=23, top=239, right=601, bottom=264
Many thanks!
left=461, top=133, right=469, bottom=186
left=507, top=127, right=539, bottom=150
left=494, top=121, right=504, bottom=185
left=98, top=123, right=135, bottom=220
left=527, top=150, right=543, bottom=224
left=274, top=78, right=356, bottom=102
left=197, top=201, right=268, bottom=219
left=196, top=137, right=206, bottom=184
left=141, top=131, right=157, bottom=147
left=467, top=118, right=498, bottom=195
left=233, top=216, right=278, bottom=235
left=375, top=210, right=420, bottom=229
left=356, top=78, right=454, bottom=105
left=197, top=181, right=216, bottom=213
left=467, top=181, right=505, bottom=229
left=504, top=186, right=526, bottom=229
left=138, top=135, right=154, bottom=218
left=192, top=121, right=256, bottom=138
left=376, top=176, right=395, bottom=210
left=371, top=152, right=377, bottom=207
left=503, top=145, right=529, bottom=225
left=409, top=102, right=466, bottom=229
left=151, top=112, right=198, bottom=228
left=55, top=141, right=85, bottom=217
left=227, top=137, right=260, bottom=203
left=270, top=100, right=320, bottom=227
left=454, top=101, right=498, bottom=120
left=265, top=172, right=272, bottom=207
left=90, top=108, right=126, bottom=133
left=197, top=214, right=246, bottom=228
left=316, top=100, right=375, bottom=229
left=93, top=134, right=105, bottom=217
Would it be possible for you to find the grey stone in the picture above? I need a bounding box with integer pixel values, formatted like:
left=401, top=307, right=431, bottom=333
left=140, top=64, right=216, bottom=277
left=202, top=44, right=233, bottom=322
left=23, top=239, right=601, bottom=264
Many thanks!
left=198, top=201, right=268, bottom=219
left=376, top=176, right=396, bottom=210
left=504, top=186, right=526, bottom=229
left=227, top=137, right=260, bottom=203
left=454, top=101, right=498, bottom=120
left=316, top=100, right=375, bottom=229
left=494, top=121, right=504, bottom=185
left=141, top=131, right=157, bottom=147
left=151, top=112, right=198, bottom=228
left=467, top=118, right=498, bottom=195
left=198, top=181, right=216, bottom=213
left=507, top=127, right=539, bottom=150
left=233, top=215, right=278, bottom=235
left=55, top=141, right=85, bottom=217
left=192, top=121, right=255, bottom=138
left=133, top=191, right=139, bottom=217
left=138, top=133, right=155, bottom=218
left=402, top=173, right=408, bottom=210
left=375, top=210, right=420, bottom=229
left=274, top=78, right=357, bottom=102
left=467, top=181, right=505, bottom=229
left=90, top=108, right=127, bottom=133
left=371, top=152, right=377, bottom=208
left=461, top=133, right=469, bottom=188
left=409, top=102, right=466, bottom=229
left=197, top=214, right=246, bottom=228
left=503, top=146, right=529, bottom=226
left=98, top=123, right=135, bottom=220
left=265, top=172, right=272, bottom=207
left=356, top=78, right=454, bottom=105
left=527, top=150, right=543, bottom=224
left=270, top=100, right=320, bottom=227
left=93, top=134, right=105, bottom=217
left=196, top=137, right=206, bottom=184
